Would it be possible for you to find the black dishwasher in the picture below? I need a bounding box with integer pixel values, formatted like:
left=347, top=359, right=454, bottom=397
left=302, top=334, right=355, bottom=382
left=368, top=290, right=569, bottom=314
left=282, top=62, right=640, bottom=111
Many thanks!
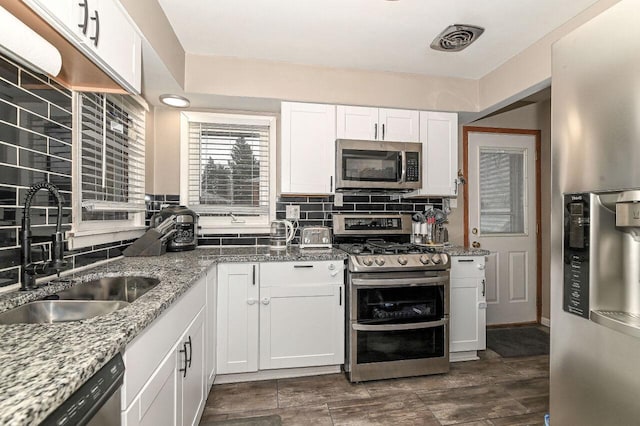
left=42, top=353, right=125, bottom=426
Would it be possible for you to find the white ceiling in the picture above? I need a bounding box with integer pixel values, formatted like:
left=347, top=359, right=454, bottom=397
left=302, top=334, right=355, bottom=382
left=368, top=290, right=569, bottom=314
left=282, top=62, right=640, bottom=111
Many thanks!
left=157, top=0, right=600, bottom=80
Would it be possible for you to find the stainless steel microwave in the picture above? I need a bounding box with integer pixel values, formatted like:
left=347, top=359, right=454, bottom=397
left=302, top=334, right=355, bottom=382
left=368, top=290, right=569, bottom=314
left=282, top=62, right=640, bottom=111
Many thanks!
left=335, top=139, right=422, bottom=191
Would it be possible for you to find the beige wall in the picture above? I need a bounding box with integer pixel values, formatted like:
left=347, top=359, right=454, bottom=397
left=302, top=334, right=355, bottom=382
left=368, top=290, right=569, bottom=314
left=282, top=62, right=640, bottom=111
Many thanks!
left=185, top=54, right=478, bottom=113
left=448, top=100, right=552, bottom=321
left=151, top=107, right=181, bottom=195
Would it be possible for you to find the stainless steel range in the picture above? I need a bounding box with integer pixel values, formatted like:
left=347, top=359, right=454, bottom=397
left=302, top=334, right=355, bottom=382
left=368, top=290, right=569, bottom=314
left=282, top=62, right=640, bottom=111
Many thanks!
left=334, top=213, right=450, bottom=382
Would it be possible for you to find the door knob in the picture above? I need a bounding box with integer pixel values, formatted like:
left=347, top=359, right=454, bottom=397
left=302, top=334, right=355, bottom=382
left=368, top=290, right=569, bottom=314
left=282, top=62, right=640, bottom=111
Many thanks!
left=472, top=241, right=481, bottom=248
left=472, top=228, right=478, bottom=235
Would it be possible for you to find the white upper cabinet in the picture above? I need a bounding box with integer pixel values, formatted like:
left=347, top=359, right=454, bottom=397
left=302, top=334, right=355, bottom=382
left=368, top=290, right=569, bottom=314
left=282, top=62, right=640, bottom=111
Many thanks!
left=407, top=111, right=458, bottom=197
left=280, top=102, right=336, bottom=195
left=336, top=106, right=419, bottom=142
left=23, top=0, right=142, bottom=93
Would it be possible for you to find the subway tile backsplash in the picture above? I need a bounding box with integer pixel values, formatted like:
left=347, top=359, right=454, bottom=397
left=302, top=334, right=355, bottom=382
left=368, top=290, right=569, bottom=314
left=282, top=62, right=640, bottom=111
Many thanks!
left=147, top=194, right=443, bottom=246
left=0, top=54, right=130, bottom=290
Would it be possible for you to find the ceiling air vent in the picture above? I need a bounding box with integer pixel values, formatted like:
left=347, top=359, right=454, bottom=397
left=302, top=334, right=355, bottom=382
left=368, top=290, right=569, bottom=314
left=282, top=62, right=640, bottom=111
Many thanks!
left=430, top=24, right=485, bottom=52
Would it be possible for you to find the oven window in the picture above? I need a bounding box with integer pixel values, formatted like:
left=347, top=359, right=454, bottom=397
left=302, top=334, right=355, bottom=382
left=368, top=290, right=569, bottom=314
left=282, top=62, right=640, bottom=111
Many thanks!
left=356, top=326, right=445, bottom=364
left=357, top=285, right=445, bottom=324
left=342, top=149, right=400, bottom=182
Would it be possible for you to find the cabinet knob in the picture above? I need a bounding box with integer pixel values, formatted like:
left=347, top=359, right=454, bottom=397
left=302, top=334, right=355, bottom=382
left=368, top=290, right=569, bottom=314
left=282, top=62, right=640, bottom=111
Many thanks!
left=247, top=298, right=257, bottom=305
left=261, top=297, right=270, bottom=305
left=477, top=263, right=485, bottom=270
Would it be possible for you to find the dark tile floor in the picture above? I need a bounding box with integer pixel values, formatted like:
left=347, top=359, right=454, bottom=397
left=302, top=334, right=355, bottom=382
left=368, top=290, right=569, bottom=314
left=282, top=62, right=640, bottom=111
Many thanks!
left=200, top=350, right=549, bottom=426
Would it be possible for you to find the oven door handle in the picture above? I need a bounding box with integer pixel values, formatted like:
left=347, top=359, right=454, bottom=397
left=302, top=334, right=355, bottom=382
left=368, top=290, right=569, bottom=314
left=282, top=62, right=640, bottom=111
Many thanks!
left=352, top=318, right=448, bottom=332
left=351, top=276, right=448, bottom=287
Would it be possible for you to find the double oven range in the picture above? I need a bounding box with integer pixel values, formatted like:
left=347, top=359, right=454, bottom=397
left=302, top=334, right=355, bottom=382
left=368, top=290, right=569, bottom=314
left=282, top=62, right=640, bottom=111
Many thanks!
left=334, top=213, right=450, bottom=382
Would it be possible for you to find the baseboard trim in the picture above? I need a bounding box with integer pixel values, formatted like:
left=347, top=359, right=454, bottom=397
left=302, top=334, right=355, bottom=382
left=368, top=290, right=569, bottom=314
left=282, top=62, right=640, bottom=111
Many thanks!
left=541, top=317, right=551, bottom=327
left=450, top=351, right=479, bottom=362
left=214, top=365, right=342, bottom=384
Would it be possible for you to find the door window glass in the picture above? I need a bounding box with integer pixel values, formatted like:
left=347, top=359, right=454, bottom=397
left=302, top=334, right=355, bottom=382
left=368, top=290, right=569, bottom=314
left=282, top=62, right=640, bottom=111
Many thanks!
left=479, top=148, right=526, bottom=234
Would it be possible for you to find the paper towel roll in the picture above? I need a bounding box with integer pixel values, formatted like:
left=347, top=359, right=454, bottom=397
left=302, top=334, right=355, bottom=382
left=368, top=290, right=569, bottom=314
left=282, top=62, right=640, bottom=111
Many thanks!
left=0, top=6, right=62, bottom=77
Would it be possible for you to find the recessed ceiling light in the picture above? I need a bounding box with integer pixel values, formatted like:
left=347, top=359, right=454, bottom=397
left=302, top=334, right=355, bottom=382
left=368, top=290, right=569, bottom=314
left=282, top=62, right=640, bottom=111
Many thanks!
left=159, top=94, right=190, bottom=108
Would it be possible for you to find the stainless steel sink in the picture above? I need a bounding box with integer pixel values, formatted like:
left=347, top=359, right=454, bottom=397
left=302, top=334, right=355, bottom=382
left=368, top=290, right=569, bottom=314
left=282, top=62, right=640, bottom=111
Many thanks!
left=49, top=276, right=160, bottom=303
left=0, top=300, right=129, bottom=324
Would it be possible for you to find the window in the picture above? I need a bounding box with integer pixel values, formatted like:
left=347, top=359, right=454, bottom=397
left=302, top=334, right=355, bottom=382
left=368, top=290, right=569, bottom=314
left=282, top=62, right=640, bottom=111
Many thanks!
left=69, top=92, right=147, bottom=249
left=479, top=147, right=526, bottom=235
left=180, top=112, right=276, bottom=233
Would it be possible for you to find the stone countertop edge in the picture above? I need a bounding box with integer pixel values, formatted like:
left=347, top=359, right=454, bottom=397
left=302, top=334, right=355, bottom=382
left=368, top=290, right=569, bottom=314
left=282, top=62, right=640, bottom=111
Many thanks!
left=444, top=245, right=491, bottom=256
left=0, top=246, right=347, bottom=426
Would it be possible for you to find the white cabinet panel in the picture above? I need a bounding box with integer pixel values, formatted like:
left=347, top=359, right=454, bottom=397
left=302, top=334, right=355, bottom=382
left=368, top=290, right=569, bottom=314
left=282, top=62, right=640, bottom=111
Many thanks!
left=259, top=285, right=344, bottom=369
left=450, top=256, right=487, bottom=354
left=179, top=308, right=206, bottom=426
left=337, top=106, right=419, bottom=142
left=205, top=265, right=217, bottom=389
left=216, top=263, right=259, bottom=374
left=281, top=102, right=336, bottom=194
left=378, top=108, right=419, bottom=142
left=336, top=105, right=378, bottom=140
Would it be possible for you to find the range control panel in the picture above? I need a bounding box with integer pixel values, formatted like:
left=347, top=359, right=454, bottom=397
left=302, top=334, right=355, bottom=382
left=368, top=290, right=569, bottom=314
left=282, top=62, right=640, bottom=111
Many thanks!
left=563, top=193, right=590, bottom=319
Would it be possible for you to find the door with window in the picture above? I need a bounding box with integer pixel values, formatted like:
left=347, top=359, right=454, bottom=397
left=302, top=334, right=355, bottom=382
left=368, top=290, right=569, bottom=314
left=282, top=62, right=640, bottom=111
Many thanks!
left=466, top=128, right=539, bottom=325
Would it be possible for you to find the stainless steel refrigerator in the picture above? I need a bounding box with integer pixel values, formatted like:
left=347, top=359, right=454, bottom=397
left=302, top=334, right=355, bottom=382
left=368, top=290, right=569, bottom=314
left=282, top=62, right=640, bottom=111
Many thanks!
left=551, top=0, right=640, bottom=424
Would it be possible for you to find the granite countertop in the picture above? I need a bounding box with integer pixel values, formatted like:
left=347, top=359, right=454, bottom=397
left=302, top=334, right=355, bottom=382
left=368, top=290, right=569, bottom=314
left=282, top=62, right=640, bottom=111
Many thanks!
left=0, top=246, right=347, bottom=425
left=444, top=245, right=490, bottom=256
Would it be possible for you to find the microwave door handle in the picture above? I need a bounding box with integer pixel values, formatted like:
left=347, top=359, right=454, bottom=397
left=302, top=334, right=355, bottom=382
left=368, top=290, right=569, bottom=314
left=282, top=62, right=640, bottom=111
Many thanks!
left=400, top=151, right=407, bottom=183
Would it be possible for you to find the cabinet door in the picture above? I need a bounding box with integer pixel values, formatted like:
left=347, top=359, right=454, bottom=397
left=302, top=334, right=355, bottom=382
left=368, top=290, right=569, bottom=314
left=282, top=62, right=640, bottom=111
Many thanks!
left=450, top=277, right=486, bottom=352
left=179, top=308, right=206, bottom=426
left=123, top=347, right=178, bottom=426
left=259, top=284, right=344, bottom=369
left=216, top=263, right=259, bottom=374
left=336, top=105, right=379, bottom=140
left=281, top=102, right=336, bottom=194
left=378, top=108, right=419, bottom=142
left=419, top=111, right=458, bottom=196
left=91, top=0, right=142, bottom=93
left=23, top=1, right=81, bottom=40
left=205, top=265, right=217, bottom=389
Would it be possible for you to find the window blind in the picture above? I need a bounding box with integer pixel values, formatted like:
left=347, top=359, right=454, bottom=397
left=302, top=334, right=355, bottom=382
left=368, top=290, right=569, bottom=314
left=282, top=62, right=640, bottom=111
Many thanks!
left=78, top=92, right=145, bottom=221
left=188, top=121, right=270, bottom=216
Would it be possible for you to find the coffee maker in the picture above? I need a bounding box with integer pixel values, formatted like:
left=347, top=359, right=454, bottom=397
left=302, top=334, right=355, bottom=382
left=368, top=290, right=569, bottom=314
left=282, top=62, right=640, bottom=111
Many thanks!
left=151, top=206, right=198, bottom=251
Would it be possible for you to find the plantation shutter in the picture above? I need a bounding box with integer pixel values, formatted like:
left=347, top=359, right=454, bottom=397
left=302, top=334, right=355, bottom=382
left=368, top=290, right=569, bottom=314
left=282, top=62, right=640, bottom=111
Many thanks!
left=78, top=92, right=145, bottom=220
left=188, top=121, right=270, bottom=216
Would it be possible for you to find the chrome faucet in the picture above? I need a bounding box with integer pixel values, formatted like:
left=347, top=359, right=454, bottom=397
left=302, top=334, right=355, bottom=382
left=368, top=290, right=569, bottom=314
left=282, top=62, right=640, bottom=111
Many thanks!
left=20, top=182, right=67, bottom=291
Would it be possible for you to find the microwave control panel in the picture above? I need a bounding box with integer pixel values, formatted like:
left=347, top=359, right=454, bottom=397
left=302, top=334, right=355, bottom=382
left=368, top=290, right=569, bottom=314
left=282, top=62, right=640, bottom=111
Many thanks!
left=406, top=152, right=420, bottom=182
left=563, top=192, right=590, bottom=319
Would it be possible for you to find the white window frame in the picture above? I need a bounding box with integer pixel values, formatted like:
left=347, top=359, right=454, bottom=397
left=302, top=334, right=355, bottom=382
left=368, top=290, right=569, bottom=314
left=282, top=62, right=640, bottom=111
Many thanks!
left=180, top=112, right=277, bottom=234
left=68, top=93, right=147, bottom=249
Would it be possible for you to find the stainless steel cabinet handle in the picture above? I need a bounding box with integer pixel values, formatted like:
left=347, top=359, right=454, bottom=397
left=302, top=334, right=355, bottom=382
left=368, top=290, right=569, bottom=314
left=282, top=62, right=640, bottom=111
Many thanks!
left=482, top=279, right=486, bottom=297
left=454, top=179, right=458, bottom=195
left=294, top=265, right=314, bottom=268
left=382, top=123, right=385, bottom=140
left=89, top=10, right=99, bottom=47
left=78, top=0, right=89, bottom=34
left=252, top=265, right=256, bottom=285
left=330, top=176, right=333, bottom=192
left=339, top=287, right=342, bottom=306
left=353, top=318, right=448, bottom=332
left=374, top=123, right=378, bottom=139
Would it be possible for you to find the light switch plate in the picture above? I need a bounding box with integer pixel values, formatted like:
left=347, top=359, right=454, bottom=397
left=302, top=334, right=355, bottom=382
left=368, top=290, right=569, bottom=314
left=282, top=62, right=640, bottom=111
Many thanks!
left=334, top=193, right=344, bottom=207
left=286, top=205, right=300, bottom=219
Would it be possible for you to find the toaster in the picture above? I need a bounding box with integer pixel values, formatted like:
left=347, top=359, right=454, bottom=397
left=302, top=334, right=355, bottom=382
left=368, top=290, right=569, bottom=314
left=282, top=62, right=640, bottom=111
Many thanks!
left=300, top=226, right=332, bottom=249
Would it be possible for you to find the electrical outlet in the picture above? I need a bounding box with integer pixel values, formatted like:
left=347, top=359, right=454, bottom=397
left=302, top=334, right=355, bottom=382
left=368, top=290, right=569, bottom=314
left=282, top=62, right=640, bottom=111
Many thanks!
left=286, top=205, right=300, bottom=220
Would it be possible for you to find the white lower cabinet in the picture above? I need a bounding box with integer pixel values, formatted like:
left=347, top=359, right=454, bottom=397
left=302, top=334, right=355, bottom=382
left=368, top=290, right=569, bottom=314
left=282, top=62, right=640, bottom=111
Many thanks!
left=216, top=261, right=345, bottom=376
left=449, top=256, right=487, bottom=361
left=122, top=275, right=207, bottom=426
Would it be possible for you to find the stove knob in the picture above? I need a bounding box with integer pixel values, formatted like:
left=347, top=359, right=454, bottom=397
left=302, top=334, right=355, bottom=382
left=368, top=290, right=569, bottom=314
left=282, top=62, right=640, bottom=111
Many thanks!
left=432, top=253, right=442, bottom=264
left=397, top=256, right=408, bottom=265
left=363, top=257, right=374, bottom=266
left=375, top=257, right=386, bottom=266
left=419, top=255, right=431, bottom=265
left=440, top=254, right=449, bottom=265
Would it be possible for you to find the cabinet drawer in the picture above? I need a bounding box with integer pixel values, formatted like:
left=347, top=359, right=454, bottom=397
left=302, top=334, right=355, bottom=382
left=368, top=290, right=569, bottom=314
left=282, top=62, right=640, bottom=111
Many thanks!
left=260, top=261, right=344, bottom=287
left=450, top=256, right=485, bottom=279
